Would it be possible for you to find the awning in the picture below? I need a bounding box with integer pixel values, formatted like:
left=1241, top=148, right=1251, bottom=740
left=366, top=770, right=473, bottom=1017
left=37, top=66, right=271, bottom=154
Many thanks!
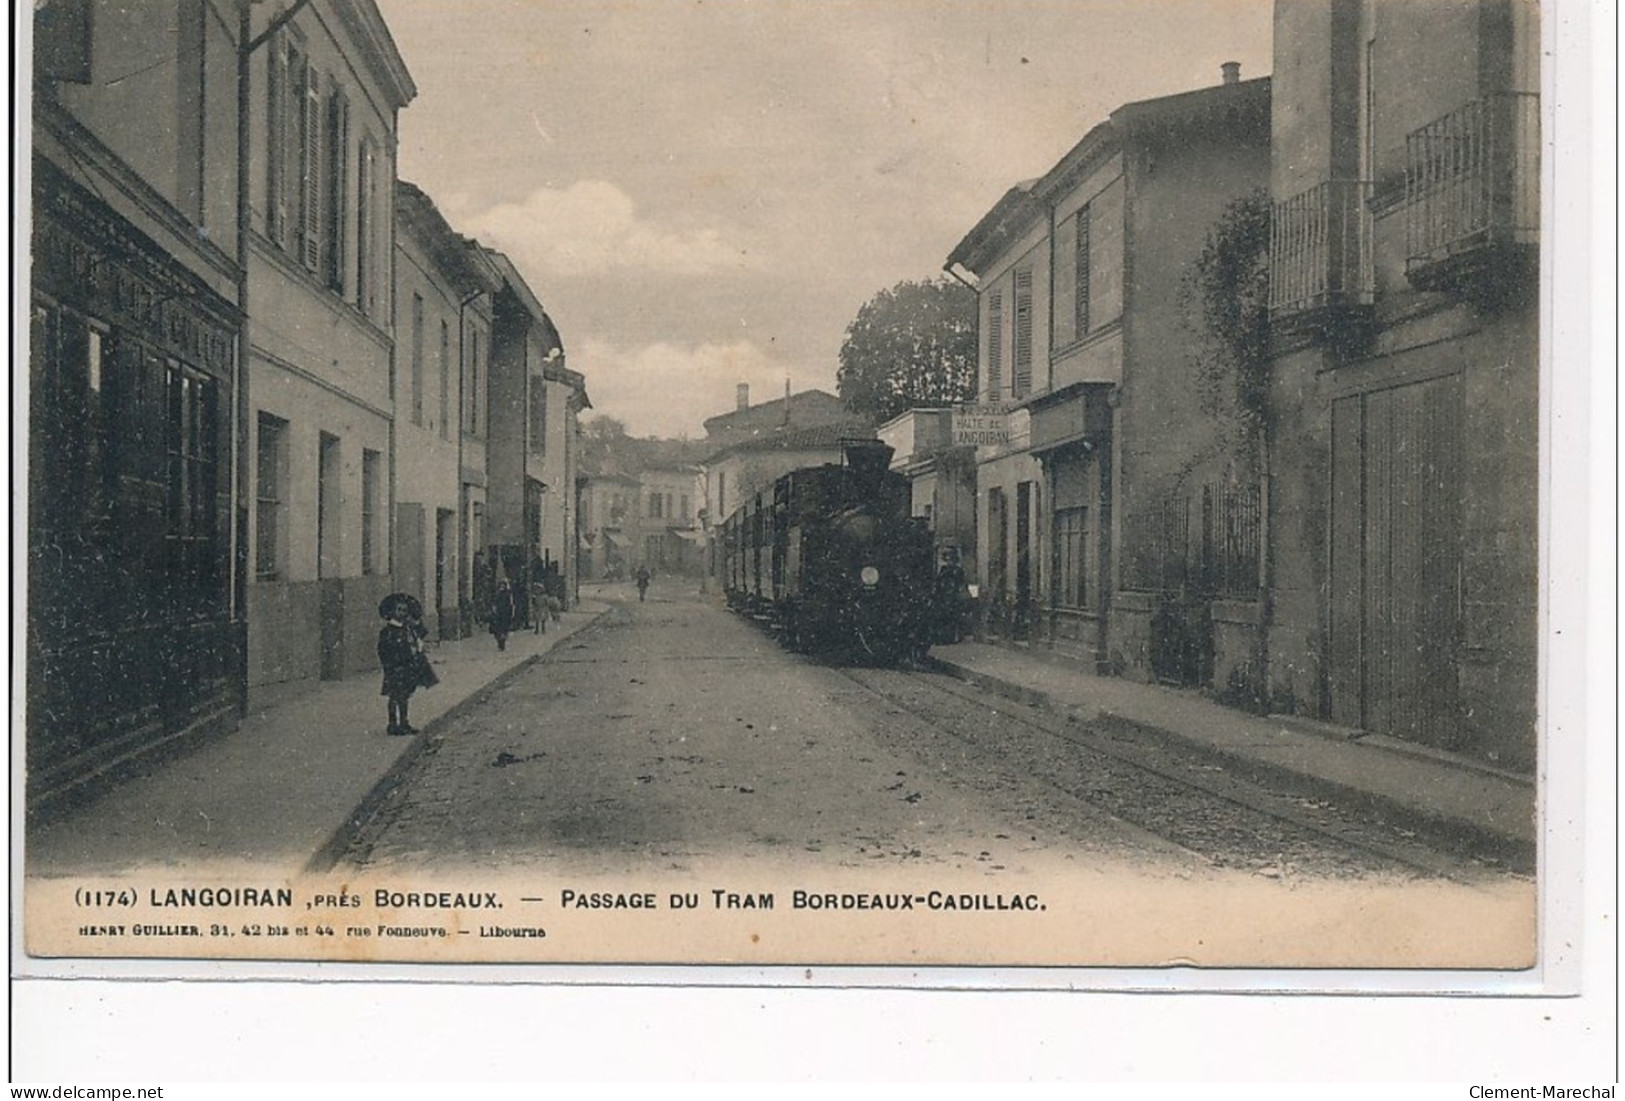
left=605, top=531, right=631, bottom=549
left=673, top=529, right=707, bottom=545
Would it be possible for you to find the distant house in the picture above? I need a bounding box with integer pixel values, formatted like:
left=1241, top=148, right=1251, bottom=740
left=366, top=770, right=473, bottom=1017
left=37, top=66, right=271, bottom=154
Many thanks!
left=578, top=472, right=639, bottom=580
left=244, top=0, right=417, bottom=693
left=394, top=181, right=500, bottom=640
left=704, top=420, right=878, bottom=527
left=876, top=409, right=978, bottom=580
left=946, top=67, right=1271, bottom=674
left=701, top=384, right=849, bottom=449
left=637, top=464, right=708, bottom=575
left=484, top=250, right=591, bottom=605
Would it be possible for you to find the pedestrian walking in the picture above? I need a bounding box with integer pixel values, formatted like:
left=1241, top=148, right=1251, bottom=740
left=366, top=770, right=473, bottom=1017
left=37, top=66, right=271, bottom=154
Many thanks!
left=529, top=554, right=549, bottom=635
left=377, top=594, right=431, bottom=736
left=635, top=565, right=651, bottom=602
left=933, top=547, right=968, bottom=644
left=489, top=578, right=519, bottom=650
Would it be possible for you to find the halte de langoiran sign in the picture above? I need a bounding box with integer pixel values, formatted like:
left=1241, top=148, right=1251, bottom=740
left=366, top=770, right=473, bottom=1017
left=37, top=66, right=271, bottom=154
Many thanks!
left=952, top=403, right=1012, bottom=447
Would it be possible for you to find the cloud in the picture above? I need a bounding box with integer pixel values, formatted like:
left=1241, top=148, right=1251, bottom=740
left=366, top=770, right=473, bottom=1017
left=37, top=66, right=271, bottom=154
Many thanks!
left=458, top=180, right=750, bottom=279
left=577, top=337, right=835, bottom=439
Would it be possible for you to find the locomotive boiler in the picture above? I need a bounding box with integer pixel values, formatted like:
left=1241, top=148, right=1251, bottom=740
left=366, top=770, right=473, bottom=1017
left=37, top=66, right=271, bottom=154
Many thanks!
left=719, top=440, right=936, bottom=661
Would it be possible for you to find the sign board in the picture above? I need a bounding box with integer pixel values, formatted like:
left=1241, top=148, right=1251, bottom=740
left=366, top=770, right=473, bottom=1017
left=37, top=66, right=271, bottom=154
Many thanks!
left=952, top=403, right=1012, bottom=446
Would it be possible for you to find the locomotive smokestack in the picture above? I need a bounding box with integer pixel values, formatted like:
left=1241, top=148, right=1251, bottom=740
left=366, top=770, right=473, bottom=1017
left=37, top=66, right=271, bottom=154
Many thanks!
left=842, top=438, right=894, bottom=477
left=736, top=383, right=750, bottom=410
left=1221, top=61, right=1240, bottom=85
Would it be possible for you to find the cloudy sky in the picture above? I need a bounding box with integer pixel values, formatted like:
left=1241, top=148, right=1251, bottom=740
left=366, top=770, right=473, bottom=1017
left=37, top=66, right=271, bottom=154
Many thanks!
left=375, top=0, right=1272, bottom=438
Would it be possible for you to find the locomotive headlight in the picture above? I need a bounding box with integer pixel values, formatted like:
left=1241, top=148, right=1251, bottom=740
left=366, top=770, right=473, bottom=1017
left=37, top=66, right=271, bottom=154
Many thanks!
left=859, top=565, right=881, bottom=588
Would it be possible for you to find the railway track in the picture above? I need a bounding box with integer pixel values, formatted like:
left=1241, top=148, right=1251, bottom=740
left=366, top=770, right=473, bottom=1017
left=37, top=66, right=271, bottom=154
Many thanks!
left=835, top=662, right=1509, bottom=883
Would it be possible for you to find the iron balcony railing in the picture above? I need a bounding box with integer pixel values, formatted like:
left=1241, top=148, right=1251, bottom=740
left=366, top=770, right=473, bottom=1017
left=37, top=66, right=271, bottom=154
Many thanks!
left=1268, top=179, right=1374, bottom=320
left=1404, top=92, right=1540, bottom=273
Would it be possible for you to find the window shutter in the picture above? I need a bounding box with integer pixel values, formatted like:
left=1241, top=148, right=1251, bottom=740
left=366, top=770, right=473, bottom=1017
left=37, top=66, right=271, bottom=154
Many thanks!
left=986, top=290, right=1003, bottom=399
left=356, top=139, right=374, bottom=313
left=282, top=47, right=304, bottom=252
left=1013, top=268, right=1033, bottom=398
left=301, top=69, right=322, bottom=271
left=326, top=92, right=348, bottom=292
left=266, top=36, right=287, bottom=244
left=1052, top=213, right=1078, bottom=348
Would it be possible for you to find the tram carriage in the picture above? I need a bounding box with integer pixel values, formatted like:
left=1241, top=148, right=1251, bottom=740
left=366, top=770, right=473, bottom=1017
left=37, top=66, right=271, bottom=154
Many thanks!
left=719, top=440, right=936, bottom=661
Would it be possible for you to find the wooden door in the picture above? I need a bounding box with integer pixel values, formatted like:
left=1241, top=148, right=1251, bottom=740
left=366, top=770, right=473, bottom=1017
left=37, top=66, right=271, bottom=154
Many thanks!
left=1329, top=372, right=1463, bottom=746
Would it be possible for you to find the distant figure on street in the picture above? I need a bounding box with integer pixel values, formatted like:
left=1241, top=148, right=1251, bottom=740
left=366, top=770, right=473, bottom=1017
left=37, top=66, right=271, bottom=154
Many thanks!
left=529, top=553, right=549, bottom=635
left=933, top=547, right=968, bottom=645
left=489, top=579, right=519, bottom=651
left=378, top=596, right=428, bottom=736
left=635, top=565, right=651, bottom=602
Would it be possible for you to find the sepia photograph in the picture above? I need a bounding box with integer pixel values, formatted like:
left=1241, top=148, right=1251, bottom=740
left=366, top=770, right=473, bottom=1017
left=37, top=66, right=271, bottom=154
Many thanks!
left=16, top=0, right=1570, bottom=998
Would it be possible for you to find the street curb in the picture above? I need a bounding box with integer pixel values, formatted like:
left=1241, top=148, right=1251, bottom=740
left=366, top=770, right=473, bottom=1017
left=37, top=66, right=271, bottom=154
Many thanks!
left=303, top=608, right=614, bottom=874
left=926, top=656, right=1536, bottom=874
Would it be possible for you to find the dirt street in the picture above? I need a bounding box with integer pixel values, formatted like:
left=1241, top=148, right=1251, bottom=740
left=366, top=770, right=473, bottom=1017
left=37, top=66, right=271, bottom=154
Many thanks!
left=342, top=582, right=1438, bottom=884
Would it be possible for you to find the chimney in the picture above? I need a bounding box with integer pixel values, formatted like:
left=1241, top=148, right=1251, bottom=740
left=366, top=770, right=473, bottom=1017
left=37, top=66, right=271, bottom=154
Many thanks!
left=1221, top=61, right=1240, bottom=85
left=736, top=383, right=749, bottom=410
left=782, top=377, right=791, bottom=426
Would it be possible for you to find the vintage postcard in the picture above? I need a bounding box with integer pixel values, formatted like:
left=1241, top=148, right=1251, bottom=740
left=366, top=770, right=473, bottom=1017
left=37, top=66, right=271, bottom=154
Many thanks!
left=16, top=0, right=1579, bottom=986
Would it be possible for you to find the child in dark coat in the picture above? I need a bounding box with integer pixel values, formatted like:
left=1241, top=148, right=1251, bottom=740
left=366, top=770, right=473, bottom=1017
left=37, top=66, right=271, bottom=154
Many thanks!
left=489, top=579, right=518, bottom=651
left=378, top=599, right=423, bottom=736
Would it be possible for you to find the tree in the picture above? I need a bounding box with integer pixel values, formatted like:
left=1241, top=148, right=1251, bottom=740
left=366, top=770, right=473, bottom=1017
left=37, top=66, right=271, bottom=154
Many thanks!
left=1182, top=188, right=1272, bottom=475
left=837, top=277, right=977, bottom=424
left=579, top=415, right=629, bottom=474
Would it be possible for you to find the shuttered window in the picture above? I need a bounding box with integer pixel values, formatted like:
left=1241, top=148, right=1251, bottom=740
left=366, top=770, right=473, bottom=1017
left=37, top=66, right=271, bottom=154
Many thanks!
left=165, top=362, right=220, bottom=593
left=529, top=379, right=547, bottom=454
left=985, top=290, right=1004, bottom=399
left=356, top=137, right=376, bottom=315
left=439, top=319, right=451, bottom=439
left=1013, top=268, right=1034, bottom=398
left=299, top=69, right=322, bottom=271
left=410, top=293, right=424, bottom=425
left=325, top=91, right=349, bottom=293
left=266, top=34, right=288, bottom=245
left=1052, top=213, right=1077, bottom=347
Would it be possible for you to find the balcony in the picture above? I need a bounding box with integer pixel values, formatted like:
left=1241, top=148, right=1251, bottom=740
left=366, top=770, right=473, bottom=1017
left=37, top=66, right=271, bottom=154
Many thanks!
left=1268, top=179, right=1373, bottom=328
left=1404, top=92, right=1540, bottom=290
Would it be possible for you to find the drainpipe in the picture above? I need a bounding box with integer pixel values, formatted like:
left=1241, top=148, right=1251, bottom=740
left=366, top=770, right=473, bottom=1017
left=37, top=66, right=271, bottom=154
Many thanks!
left=231, top=1, right=252, bottom=716
left=456, top=287, right=482, bottom=635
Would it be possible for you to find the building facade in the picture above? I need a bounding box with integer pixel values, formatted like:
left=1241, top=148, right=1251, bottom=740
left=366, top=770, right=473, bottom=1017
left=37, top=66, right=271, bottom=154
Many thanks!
left=701, top=385, right=849, bottom=450
left=392, top=181, right=500, bottom=640
left=636, top=465, right=708, bottom=575
left=484, top=251, right=590, bottom=607
left=876, top=409, right=978, bottom=580
left=578, top=473, right=639, bottom=580
left=947, top=71, right=1271, bottom=678
left=243, top=0, right=416, bottom=693
left=1264, top=0, right=1540, bottom=768
left=28, top=0, right=244, bottom=804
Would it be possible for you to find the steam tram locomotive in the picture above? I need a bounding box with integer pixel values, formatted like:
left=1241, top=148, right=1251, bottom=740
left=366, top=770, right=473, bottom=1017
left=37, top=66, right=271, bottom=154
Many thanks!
left=719, top=440, right=936, bottom=661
